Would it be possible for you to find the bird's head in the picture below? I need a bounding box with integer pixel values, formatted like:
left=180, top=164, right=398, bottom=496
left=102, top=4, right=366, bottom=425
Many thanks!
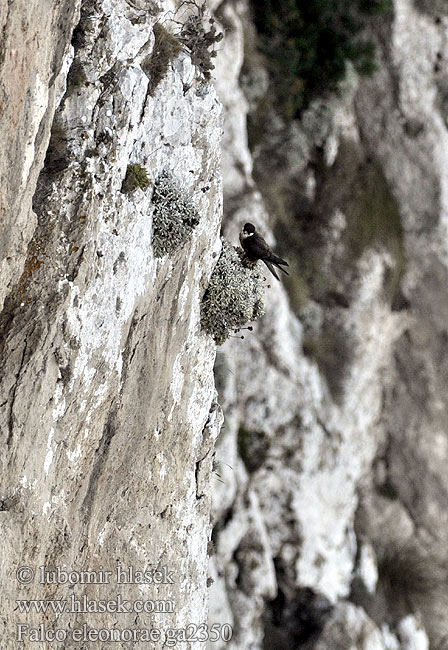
left=240, top=222, right=256, bottom=240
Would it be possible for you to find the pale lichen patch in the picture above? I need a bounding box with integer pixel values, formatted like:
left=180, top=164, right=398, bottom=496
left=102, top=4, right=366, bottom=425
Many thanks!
left=151, top=170, right=200, bottom=257
left=201, top=239, right=265, bottom=345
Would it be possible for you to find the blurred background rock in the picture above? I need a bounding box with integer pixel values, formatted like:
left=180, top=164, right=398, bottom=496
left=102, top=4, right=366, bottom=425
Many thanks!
left=209, top=0, right=448, bottom=648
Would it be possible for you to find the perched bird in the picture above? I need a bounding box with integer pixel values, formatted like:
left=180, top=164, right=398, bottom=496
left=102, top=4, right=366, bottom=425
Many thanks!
left=239, top=222, right=289, bottom=281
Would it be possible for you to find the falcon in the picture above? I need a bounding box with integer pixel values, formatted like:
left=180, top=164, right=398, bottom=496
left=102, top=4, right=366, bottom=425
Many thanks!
left=239, top=222, right=289, bottom=281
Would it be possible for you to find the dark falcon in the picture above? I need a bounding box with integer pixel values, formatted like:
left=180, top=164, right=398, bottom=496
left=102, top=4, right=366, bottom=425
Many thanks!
left=239, top=222, right=289, bottom=281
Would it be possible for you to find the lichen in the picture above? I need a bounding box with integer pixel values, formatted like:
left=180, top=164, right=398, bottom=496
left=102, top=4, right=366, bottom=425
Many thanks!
left=121, top=164, right=150, bottom=194
left=201, top=239, right=265, bottom=345
left=151, top=170, right=200, bottom=258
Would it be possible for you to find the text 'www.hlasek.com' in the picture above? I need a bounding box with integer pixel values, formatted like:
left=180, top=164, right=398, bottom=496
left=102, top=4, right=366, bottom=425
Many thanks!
left=13, top=564, right=233, bottom=646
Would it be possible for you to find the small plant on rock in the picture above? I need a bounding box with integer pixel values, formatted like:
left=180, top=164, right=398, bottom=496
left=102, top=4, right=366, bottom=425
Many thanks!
left=176, top=1, right=223, bottom=81
left=121, top=164, right=150, bottom=194
left=142, top=23, right=183, bottom=94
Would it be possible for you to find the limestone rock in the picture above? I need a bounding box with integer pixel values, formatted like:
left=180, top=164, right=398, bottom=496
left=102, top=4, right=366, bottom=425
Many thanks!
left=0, top=0, right=223, bottom=644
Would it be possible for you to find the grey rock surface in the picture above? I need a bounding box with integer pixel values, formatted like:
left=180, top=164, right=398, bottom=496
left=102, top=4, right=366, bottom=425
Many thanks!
left=0, top=0, right=81, bottom=311
left=2, top=0, right=448, bottom=649
left=1, top=0, right=223, bottom=646
left=209, top=0, right=448, bottom=648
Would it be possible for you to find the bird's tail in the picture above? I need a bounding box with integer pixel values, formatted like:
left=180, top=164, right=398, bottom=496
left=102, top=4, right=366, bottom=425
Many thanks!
left=269, top=254, right=289, bottom=276
left=264, top=260, right=280, bottom=281
left=277, top=264, right=289, bottom=276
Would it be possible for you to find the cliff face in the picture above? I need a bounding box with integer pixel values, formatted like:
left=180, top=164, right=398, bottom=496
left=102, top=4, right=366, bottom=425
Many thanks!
left=210, top=0, right=448, bottom=648
left=2, top=0, right=448, bottom=649
left=0, top=0, right=80, bottom=311
left=1, top=0, right=222, bottom=645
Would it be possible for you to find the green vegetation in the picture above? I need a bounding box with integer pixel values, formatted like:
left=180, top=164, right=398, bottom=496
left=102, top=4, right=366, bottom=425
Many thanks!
left=151, top=170, right=200, bottom=257
left=345, top=159, right=406, bottom=301
left=142, top=23, right=183, bottom=95
left=377, top=541, right=445, bottom=618
left=251, top=0, right=392, bottom=117
left=121, top=164, right=150, bottom=194
left=302, top=320, right=352, bottom=400
left=201, top=240, right=265, bottom=345
left=66, top=61, right=87, bottom=93
left=237, top=427, right=270, bottom=473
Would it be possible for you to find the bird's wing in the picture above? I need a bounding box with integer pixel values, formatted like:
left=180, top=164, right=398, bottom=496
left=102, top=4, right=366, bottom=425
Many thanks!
left=253, top=233, right=275, bottom=257
left=254, top=234, right=289, bottom=267
left=268, top=253, right=289, bottom=267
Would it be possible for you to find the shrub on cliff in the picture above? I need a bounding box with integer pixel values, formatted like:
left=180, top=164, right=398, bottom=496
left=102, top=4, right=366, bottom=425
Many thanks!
left=251, top=0, right=392, bottom=118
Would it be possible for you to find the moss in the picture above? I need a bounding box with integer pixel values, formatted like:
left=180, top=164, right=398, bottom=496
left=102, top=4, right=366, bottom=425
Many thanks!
left=121, top=164, right=150, bottom=194
left=142, top=23, right=183, bottom=95
left=151, top=170, right=200, bottom=257
left=238, top=427, right=270, bottom=473
left=201, top=240, right=265, bottom=345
